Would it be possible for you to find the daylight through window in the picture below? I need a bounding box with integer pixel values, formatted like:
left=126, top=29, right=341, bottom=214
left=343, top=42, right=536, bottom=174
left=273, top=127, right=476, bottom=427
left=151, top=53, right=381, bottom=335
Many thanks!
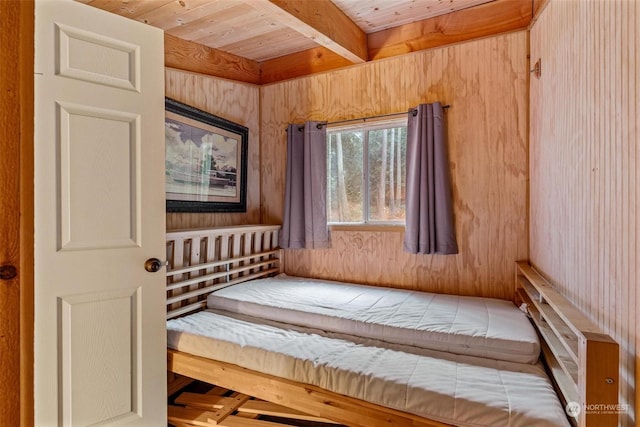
left=327, top=120, right=407, bottom=224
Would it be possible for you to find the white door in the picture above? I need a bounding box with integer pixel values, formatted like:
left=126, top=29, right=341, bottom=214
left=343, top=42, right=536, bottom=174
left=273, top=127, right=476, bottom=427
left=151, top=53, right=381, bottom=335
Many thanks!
left=34, top=0, right=166, bottom=425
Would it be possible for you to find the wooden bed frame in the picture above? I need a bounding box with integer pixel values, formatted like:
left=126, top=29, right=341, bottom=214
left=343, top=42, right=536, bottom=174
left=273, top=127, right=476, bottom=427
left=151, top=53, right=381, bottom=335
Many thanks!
left=165, top=225, right=619, bottom=427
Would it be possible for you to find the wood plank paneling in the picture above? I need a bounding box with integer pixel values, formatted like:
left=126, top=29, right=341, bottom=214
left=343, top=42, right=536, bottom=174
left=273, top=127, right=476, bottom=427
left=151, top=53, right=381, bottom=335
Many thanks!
left=165, top=69, right=261, bottom=231
left=260, top=32, right=529, bottom=300
left=332, top=0, right=494, bottom=33
left=0, top=0, right=34, bottom=425
left=529, top=1, right=638, bottom=425
left=368, top=0, right=532, bottom=61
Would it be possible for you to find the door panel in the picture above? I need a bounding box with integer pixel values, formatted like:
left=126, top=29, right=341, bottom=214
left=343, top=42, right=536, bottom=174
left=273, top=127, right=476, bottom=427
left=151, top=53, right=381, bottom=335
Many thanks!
left=34, top=1, right=166, bottom=425
left=60, top=288, right=141, bottom=426
left=58, top=102, right=141, bottom=250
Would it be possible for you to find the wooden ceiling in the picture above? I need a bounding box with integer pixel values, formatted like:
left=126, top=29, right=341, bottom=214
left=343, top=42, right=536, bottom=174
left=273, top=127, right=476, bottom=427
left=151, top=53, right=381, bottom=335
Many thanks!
left=79, top=0, right=538, bottom=84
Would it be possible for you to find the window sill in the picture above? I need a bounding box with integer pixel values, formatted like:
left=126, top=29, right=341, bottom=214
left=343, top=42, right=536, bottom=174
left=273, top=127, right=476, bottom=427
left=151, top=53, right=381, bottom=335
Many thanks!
left=329, top=224, right=405, bottom=233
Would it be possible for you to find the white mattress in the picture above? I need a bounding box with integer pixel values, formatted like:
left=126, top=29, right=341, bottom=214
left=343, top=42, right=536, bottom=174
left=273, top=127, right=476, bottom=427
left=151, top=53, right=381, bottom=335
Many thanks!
left=206, top=275, right=540, bottom=364
left=167, top=310, right=569, bottom=427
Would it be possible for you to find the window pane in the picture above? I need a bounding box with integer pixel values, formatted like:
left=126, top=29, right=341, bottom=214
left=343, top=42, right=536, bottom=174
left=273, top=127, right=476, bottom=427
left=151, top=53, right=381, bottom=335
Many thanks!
left=327, top=130, right=363, bottom=222
left=367, top=127, right=406, bottom=222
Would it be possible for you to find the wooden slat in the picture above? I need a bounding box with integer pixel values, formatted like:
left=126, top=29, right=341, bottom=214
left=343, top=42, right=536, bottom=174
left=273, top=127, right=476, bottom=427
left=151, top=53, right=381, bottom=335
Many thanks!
left=533, top=314, right=579, bottom=383
left=188, top=236, right=203, bottom=305
left=168, top=350, right=452, bottom=427
left=540, top=338, right=580, bottom=406
left=168, top=374, right=195, bottom=396
left=238, top=401, right=339, bottom=424
left=168, top=249, right=278, bottom=277
left=167, top=226, right=282, bottom=240
left=168, top=405, right=221, bottom=427
left=164, top=34, right=261, bottom=85
left=176, top=392, right=250, bottom=412
left=518, top=276, right=580, bottom=361
left=219, top=415, right=291, bottom=427
left=517, top=262, right=608, bottom=336
left=368, top=0, right=532, bottom=60
left=166, top=267, right=280, bottom=316
left=245, top=0, right=367, bottom=63
left=167, top=259, right=277, bottom=291
left=176, top=393, right=250, bottom=423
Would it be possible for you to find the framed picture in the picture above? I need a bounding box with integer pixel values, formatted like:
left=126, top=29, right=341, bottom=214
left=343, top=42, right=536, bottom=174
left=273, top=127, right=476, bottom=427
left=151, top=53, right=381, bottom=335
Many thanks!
left=165, top=98, right=248, bottom=212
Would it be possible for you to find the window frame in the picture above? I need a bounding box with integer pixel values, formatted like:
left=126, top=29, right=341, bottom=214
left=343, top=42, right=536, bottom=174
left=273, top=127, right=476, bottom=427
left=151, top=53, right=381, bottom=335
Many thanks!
left=326, top=117, right=408, bottom=226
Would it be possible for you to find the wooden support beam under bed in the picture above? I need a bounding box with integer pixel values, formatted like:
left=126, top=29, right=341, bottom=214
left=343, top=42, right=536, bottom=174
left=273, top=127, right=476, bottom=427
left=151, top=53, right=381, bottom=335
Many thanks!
left=168, top=349, right=452, bottom=427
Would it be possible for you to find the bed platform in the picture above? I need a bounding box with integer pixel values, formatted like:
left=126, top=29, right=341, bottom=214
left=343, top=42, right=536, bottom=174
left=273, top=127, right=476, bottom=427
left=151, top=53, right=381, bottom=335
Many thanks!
left=165, top=225, right=619, bottom=427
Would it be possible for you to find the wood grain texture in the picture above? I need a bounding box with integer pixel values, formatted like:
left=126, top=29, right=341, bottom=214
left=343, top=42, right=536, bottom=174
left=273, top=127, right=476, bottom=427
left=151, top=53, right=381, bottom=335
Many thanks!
left=164, top=34, right=261, bottom=85
left=529, top=1, right=639, bottom=425
left=165, top=68, right=261, bottom=231
left=260, top=46, right=354, bottom=84
left=168, top=350, right=452, bottom=427
left=332, top=0, right=495, bottom=33
left=251, top=0, right=367, bottom=62
left=260, top=32, right=529, bottom=300
left=0, top=0, right=34, bottom=425
left=368, top=0, right=532, bottom=61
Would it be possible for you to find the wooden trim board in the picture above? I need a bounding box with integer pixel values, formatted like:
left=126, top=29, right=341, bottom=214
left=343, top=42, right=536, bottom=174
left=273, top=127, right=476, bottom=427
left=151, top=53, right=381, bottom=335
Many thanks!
left=168, top=350, right=452, bottom=427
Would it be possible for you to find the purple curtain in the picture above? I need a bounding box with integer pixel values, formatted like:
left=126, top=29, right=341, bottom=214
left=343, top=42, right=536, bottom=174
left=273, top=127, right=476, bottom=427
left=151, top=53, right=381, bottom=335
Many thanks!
left=280, top=121, right=330, bottom=249
left=404, top=103, right=458, bottom=254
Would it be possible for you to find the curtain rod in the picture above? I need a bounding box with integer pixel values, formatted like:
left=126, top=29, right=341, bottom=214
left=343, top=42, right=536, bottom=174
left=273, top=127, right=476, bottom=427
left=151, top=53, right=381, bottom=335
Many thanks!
left=326, top=104, right=450, bottom=127
left=285, top=104, right=450, bottom=131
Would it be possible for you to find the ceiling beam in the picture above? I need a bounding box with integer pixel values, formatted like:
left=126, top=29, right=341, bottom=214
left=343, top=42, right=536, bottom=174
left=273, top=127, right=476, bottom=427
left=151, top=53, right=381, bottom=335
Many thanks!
left=245, top=0, right=367, bottom=64
left=164, top=34, right=261, bottom=85
left=368, top=0, right=533, bottom=60
left=261, top=46, right=353, bottom=84
left=260, top=0, right=533, bottom=84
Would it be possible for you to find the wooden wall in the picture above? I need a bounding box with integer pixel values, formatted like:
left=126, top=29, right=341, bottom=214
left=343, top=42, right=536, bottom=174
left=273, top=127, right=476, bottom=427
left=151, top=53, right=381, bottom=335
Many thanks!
left=529, top=1, right=638, bottom=425
left=260, top=32, right=529, bottom=300
left=0, top=0, right=34, bottom=425
left=165, top=69, right=261, bottom=230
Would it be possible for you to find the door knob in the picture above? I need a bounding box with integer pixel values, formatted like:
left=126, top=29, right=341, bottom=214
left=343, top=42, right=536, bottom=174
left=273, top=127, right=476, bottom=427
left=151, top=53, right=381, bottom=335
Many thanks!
left=144, top=258, right=164, bottom=273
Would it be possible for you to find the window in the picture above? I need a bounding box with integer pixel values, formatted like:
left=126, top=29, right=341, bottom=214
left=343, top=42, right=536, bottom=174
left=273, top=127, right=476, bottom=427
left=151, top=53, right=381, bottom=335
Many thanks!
left=327, top=119, right=407, bottom=224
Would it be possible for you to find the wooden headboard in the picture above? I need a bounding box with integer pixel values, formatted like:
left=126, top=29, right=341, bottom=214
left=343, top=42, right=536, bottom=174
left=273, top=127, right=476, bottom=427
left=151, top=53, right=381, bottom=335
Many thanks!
left=165, top=225, right=281, bottom=319
left=515, top=261, right=619, bottom=427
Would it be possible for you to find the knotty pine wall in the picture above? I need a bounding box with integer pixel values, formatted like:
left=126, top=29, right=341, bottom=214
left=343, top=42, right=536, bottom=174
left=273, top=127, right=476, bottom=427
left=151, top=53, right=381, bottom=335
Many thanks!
left=165, top=68, right=261, bottom=230
left=260, top=32, right=529, bottom=300
left=529, top=1, right=638, bottom=425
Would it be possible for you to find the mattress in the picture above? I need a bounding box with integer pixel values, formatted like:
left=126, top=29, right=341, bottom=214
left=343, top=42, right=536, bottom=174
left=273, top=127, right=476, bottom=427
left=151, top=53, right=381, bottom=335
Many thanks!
left=206, top=275, right=540, bottom=364
left=167, top=310, right=569, bottom=427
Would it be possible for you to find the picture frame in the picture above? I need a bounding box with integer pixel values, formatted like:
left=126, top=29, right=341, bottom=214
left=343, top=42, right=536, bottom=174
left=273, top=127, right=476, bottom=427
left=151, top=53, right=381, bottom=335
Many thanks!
left=165, top=97, right=248, bottom=213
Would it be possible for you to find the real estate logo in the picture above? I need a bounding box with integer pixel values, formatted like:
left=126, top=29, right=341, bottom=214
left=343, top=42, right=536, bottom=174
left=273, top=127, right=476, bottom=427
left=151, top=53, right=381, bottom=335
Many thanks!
left=565, top=401, right=581, bottom=418
left=565, top=401, right=629, bottom=417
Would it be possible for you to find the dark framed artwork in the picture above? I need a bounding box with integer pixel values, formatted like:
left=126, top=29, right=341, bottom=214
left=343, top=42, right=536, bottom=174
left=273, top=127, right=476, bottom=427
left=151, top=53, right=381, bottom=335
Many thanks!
left=165, top=98, right=248, bottom=212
